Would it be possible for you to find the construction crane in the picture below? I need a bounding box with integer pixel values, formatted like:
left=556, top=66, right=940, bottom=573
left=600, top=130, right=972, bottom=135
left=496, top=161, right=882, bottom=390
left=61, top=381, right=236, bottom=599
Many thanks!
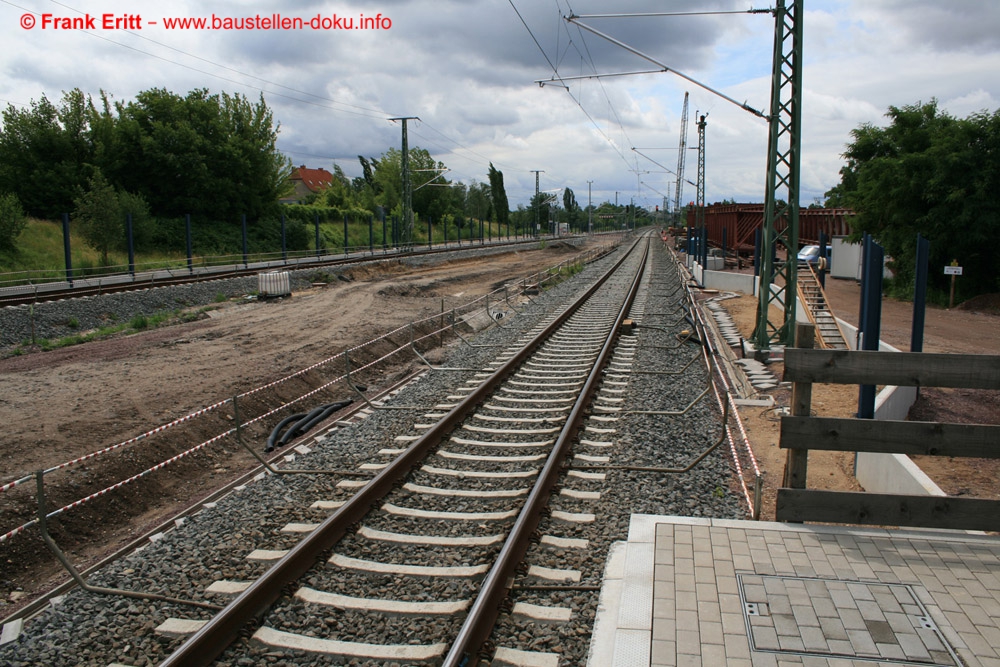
left=673, top=92, right=689, bottom=226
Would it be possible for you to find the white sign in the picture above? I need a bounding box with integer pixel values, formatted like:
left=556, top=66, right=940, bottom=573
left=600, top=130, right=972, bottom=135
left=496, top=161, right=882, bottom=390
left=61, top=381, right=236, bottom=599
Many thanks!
left=944, top=266, right=963, bottom=276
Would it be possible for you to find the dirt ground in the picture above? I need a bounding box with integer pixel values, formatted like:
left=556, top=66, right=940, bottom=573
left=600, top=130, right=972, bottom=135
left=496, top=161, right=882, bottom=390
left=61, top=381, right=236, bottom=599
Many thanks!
left=0, top=242, right=590, bottom=618
left=720, top=275, right=1000, bottom=521
left=1, top=240, right=997, bottom=619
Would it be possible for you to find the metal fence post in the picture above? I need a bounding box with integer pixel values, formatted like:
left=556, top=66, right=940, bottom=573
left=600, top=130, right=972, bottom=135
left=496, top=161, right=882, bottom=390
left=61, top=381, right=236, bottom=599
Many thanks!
left=281, top=213, right=287, bottom=262
left=62, top=213, right=73, bottom=286
left=241, top=214, right=248, bottom=268
left=126, top=213, right=135, bottom=277
left=186, top=213, right=194, bottom=273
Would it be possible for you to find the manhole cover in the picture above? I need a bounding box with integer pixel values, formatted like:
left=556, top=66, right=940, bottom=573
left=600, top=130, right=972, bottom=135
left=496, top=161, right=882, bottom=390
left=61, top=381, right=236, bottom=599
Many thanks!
left=737, top=574, right=960, bottom=665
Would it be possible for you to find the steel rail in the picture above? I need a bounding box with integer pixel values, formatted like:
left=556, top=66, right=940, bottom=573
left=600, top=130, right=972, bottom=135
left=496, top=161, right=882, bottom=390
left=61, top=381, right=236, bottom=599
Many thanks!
left=0, top=374, right=413, bottom=628
left=443, top=236, right=650, bottom=666
left=0, top=238, right=549, bottom=308
left=159, top=236, right=643, bottom=667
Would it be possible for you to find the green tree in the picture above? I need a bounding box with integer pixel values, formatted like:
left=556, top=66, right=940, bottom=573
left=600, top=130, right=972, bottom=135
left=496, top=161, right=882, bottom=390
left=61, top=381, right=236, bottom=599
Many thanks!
left=321, top=165, right=356, bottom=209
left=0, top=192, right=27, bottom=251
left=110, top=88, right=289, bottom=223
left=465, top=181, right=492, bottom=227
left=562, top=187, right=580, bottom=228
left=370, top=147, right=452, bottom=223
left=487, top=163, right=510, bottom=230
left=118, top=189, right=153, bottom=250
left=73, top=172, right=122, bottom=265
left=0, top=90, right=96, bottom=219
left=529, top=192, right=554, bottom=235
left=71, top=172, right=153, bottom=263
left=826, top=100, right=1000, bottom=297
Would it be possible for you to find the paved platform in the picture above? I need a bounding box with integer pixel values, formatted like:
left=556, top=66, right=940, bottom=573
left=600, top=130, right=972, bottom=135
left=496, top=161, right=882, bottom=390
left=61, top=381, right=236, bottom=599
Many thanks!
left=589, top=515, right=1000, bottom=666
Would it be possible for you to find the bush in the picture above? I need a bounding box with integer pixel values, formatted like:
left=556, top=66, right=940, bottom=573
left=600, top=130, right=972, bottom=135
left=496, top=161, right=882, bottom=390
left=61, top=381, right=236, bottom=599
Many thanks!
left=250, top=216, right=310, bottom=253
left=119, top=190, right=153, bottom=251
left=73, top=172, right=121, bottom=265
left=0, top=192, right=27, bottom=251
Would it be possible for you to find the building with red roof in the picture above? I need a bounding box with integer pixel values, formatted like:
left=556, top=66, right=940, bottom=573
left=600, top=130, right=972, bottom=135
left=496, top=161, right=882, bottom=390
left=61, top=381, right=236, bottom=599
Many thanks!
left=281, top=165, right=333, bottom=203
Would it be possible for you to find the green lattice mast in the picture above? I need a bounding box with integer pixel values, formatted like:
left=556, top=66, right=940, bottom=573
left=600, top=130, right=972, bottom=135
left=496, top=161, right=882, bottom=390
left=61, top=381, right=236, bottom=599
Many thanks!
left=752, top=0, right=803, bottom=349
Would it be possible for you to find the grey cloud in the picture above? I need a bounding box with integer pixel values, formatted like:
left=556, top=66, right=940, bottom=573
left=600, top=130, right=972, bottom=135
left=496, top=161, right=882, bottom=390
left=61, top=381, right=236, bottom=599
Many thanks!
left=873, top=0, right=1000, bottom=52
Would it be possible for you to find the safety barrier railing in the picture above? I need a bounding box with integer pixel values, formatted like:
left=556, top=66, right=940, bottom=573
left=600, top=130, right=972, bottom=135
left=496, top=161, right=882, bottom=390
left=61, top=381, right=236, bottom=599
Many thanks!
left=673, top=246, right=763, bottom=519
left=0, top=238, right=622, bottom=547
left=0, top=233, right=580, bottom=295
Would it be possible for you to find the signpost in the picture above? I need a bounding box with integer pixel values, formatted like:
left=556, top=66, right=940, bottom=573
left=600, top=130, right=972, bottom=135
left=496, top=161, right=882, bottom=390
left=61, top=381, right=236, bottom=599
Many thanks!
left=945, top=260, right=963, bottom=308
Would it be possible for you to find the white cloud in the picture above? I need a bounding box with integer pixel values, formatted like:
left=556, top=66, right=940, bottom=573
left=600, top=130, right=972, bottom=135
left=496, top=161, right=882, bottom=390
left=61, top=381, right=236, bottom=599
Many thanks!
left=1, top=0, right=998, bottom=209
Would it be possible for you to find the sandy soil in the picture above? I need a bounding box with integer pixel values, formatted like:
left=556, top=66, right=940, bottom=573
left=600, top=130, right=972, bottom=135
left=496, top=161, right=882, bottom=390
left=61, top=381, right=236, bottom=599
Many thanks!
left=720, top=275, right=1000, bottom=521
left=0, top=242, right=589, bottom=617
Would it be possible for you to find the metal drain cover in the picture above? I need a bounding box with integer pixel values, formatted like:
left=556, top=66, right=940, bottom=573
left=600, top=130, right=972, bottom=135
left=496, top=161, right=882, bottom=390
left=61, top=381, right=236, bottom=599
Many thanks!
left=737, top=574, right=960, bottom=665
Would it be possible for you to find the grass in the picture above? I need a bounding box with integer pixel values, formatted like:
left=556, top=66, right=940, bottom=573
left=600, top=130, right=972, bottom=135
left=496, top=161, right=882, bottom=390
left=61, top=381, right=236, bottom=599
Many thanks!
left=0, top=218, right=202, bottom=285
left=557, top=261, right=584, bottom=278
left=8, top=305, right=213, bottom=356
left=2, top=217, right=519, bottom=287
left=536, top=261, right=584, bottom=293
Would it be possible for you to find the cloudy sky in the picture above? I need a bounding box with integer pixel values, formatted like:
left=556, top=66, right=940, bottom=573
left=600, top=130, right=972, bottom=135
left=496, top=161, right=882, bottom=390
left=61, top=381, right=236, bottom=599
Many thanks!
left=2, top=0, right=998, bottom=210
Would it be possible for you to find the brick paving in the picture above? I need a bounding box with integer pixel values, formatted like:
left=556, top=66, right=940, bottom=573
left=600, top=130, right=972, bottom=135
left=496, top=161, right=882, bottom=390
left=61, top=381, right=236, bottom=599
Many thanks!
left=591, top=515, right=1000, bottom=667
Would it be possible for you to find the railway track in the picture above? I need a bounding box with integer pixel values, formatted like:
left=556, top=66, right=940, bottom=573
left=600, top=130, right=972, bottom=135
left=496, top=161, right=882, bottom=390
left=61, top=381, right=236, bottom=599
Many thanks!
left=0, top=238, right=546, bottom=308
left=0, top=232, right=748, bottom=666
left=160, top=233, right=649, bottom=666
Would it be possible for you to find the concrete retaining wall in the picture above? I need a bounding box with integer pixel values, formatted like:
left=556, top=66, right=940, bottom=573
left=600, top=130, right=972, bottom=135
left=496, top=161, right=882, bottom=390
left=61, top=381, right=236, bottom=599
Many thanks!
left=689, top=259, right=757, bottom=294
left=685, top=251, right=945, bottom=499
left=835, top=319, right=945, bottom=497
left=702, top=269, right=756, bottom=293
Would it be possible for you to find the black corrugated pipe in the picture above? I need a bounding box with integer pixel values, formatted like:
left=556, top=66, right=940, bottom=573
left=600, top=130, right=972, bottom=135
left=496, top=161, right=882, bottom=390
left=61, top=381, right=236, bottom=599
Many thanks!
left=265, top=413, right=306, bottom=452
left=277, top=406, right=328, bottom=448
left=267, top=399, right=355, bottom=452
left=294, top=400, right=353, bottom=437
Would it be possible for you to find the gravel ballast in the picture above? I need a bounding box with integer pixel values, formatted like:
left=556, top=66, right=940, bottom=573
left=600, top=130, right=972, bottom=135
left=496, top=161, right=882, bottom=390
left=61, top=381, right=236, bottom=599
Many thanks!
left=0, top=235, right=748, bottom=666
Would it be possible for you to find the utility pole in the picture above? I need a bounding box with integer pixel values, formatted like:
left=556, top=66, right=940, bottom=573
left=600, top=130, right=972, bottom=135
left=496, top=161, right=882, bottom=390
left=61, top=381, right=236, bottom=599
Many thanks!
left=696, top=113, right=707, bottom=231
left=531, top=170, right=543, bottom=237
left=752, top=0, right=803, bottom=350
left=587, top=181, right=593, bottom=234
left=389, top=116, right=419, bottom=247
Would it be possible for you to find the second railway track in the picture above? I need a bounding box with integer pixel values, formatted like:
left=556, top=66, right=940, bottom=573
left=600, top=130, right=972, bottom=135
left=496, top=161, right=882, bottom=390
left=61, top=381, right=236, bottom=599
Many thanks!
left=0, top=231, right=748, bottom=666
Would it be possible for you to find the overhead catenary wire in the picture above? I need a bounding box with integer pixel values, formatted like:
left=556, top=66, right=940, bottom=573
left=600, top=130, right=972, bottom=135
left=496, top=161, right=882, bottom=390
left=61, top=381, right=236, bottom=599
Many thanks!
left=32, top=0, right=396, bottom=120
left=565, top=14, right=769, bottom=120
left=507, top=0, right=636, bottom=178
left=1, top=0, right=555, bottom=191
left=569, top=9, right=774, bottom=19
left=1, top=0, right=622, bottom=208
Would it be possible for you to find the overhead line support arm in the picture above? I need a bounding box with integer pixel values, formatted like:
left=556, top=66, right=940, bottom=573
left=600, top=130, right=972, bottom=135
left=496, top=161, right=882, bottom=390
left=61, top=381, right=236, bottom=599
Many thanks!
left=565, top=14, right=769, bottom=120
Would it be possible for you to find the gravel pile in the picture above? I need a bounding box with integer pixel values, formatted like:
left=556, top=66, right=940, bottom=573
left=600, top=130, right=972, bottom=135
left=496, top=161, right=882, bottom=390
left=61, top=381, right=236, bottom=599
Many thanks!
left=0, top=236, right=747, bottom=667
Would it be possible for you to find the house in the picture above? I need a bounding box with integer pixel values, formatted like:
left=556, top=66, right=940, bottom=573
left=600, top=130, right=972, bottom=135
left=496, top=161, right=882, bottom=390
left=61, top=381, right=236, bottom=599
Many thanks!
left=281, top=165, right=334, bottom=204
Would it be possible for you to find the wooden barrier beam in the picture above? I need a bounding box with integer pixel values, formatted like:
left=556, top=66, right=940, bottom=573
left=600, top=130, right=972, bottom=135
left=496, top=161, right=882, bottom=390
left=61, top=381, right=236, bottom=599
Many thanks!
left=783, top=349, right=1000, bottom=389
left=776, top=488, right=1000, bottom=531
left=780, top=416, right=1000, bottom=459
left=782, top=323, right=814, bottom=490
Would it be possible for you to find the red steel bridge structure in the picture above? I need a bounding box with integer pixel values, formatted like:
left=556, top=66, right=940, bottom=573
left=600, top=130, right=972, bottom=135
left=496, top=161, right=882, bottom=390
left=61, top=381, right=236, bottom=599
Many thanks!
left=685, top=204, right=854, bottom=255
